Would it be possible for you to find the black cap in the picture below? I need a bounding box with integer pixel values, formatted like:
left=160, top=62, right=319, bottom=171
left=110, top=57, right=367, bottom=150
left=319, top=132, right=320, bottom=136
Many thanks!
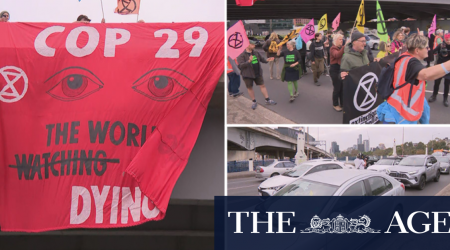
left=351, top=31, right=365, bottom=43
left=77, top=15, right=91, bottom=22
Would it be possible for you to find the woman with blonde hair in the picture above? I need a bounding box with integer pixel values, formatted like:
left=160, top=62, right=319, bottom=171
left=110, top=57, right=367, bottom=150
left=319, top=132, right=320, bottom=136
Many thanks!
left=391, top=31, right=405, bottom=53
left=376, top=41, right=391, bottom=59
left=263, top=32, right=281, bottom=79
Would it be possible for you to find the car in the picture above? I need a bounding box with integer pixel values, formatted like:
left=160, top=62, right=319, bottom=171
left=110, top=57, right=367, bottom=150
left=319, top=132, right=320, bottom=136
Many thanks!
left=257, top=161, right=350, bottom=196
left=386, top=155, right=441, bottom=190
left=435, top=156, right=450, bottom=174
left=255, top=160, right=296, bottom=180
left=365, top=34, right=380, bottom=50
left=273, top=169, right=405, bottom=196
left=247, top=36, right=263, bottom=47
left=367, top=156, right=403, bottom=173
left=365, top=156, right=380, bottom=167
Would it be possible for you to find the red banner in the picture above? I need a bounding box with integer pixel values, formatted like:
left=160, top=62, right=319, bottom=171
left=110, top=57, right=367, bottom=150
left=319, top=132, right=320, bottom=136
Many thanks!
left=0, top=22, right=224, bottom=232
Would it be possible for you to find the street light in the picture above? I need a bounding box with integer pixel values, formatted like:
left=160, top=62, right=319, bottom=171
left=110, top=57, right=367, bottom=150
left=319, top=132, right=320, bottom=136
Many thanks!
left=431, top=133, right=440, bottom=155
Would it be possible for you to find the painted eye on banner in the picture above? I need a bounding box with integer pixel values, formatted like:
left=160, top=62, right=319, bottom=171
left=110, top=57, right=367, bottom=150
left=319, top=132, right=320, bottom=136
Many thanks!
left=45, top=67, right=103, bottom=101
left=131, top=68, right=190, bottom=102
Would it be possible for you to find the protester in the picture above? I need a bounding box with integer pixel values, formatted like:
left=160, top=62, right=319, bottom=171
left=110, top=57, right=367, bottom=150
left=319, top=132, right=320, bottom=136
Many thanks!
left=263, top=32, right=281, bottom=80
left=227, top=57, right=243, bottom=98
left=325, top=30, right=333, bottom=66
left=75, top=14, right=105, bottom=23
left=354, top=153, right=366, bottom=170
left=404, top=27, right=411, bottom=40
left=0, top=11, right=9, bottom=22
left=298, top=36, right=307, bottom=75
left=433, top=29, right=444, bottom=64
left=376, top=41, right=391, bottom=59
left=426, top=25, right=435, bottom=67
left=340, top=31, right=370, bottom=80
left=310, top=33, right=326, bottom=85
left=391, top=31, right=405, bottom=53
left=429, top=34, right=450, bottom=107
left=237, top=40, right=277, bottom=110
left=365, top=42, right=375, bottom=62
left=277, top=41, right=302, bottom=102
left=377, top=34, right=450, bottom=124
left=330, top=33, right=348, bottom=112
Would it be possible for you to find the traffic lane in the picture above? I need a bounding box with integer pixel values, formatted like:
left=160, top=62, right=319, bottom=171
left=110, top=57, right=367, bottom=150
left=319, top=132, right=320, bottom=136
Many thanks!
left=228, top=177, right=263, bottom=196
left=237, top=48, right=341, bottom=124
left=236, top=48, right=450, bottom=124
left=404, top=172, right=450, bottom=196
left=227, top=173, right=450, bottom=196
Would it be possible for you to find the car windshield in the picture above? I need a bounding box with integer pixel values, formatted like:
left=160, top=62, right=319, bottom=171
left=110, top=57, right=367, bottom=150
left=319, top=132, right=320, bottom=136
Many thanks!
left=436, top=157, right=449, bottom=163
left=274, top=179, right=338, bottom=196
left=375, top=159, right=395, bottom=165
left=282, top=164, right=314, bottom=177
left=398, top=157, right=425, bottom=167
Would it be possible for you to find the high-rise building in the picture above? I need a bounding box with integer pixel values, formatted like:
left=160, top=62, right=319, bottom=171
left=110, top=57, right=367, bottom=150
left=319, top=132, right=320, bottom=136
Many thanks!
left=331, top=141, right=340, bottom=154
left=363, top=140, right=369, bottom=152
left=358, top=134, right=363, bottom=145
left=358, top=144, right=365, bottom=152
left=353, top=145, right=357, bottom=150
left=379, top=143, right=386, bottom=150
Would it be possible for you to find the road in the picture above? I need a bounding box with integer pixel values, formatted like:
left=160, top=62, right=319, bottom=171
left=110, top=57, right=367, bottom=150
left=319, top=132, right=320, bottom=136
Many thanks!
left=234, top=48, right=450, bottom=124
left=227, top=173, right=450, bottom=196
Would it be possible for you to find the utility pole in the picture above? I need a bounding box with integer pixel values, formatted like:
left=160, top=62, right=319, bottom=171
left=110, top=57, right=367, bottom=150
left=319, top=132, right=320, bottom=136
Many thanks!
left=270, top=19, right=273, bottom=33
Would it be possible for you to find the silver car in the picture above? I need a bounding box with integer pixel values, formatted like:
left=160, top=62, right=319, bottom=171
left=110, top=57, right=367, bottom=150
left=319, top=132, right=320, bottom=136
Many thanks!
left=258, top=161, right=350, bottom=196
left=274, top=169, right=405, bottom=196
left=436, top=156, right=450, bottom=174
left=386, top=155, right=441, bottom=190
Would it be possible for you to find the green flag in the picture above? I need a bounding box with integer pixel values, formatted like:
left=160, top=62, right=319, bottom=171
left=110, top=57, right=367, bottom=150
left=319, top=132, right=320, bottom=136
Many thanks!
left=376, top=1, right=389, bottom=43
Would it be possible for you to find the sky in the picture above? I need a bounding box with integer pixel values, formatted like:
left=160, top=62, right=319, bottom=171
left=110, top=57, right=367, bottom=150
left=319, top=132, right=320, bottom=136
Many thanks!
left=294, top=127, right=450, bottom=152
left=1, top=0, right=224, bottom=23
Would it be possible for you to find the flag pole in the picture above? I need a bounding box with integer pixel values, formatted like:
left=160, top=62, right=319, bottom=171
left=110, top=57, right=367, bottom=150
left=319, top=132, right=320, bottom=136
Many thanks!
left=100, top=0, right=105, bottom=20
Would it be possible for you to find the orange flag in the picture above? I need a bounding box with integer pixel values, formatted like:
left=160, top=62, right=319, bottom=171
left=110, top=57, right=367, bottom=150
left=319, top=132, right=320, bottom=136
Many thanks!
left=115, top=0, right=141, bottom=15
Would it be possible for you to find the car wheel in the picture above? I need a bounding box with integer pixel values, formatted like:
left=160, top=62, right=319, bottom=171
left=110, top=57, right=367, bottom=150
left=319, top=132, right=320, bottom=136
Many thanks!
left=434, top=171, right=441, bottom=182
left=374, top=43, right=379, bottom=50
left=270, top=173, right=280, bottom=177
left=418, top=175, right=426, bottom=190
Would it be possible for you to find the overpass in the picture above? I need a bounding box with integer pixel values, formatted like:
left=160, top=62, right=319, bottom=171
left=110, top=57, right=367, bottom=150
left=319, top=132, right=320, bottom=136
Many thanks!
left=228, top=127, right=332, bottom=160
left=228, top=0, right=450, bottom=21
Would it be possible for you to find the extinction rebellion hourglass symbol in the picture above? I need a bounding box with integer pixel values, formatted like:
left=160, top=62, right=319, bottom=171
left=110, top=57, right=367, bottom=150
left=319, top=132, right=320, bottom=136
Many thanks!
left=228, top=32, right=244, bottom=49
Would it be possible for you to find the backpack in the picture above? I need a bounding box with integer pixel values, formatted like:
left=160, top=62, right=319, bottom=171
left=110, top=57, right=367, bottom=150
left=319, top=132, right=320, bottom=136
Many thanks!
left=377, top=54, right=411, bottom=100
left=269, top=40, right=278, bottom=53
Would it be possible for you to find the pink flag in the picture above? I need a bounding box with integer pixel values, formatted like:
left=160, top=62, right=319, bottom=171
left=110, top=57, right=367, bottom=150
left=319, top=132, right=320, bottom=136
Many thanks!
left=227, top=20, right=249, bottom=59
left=332, top=13, right=341, bottom=31
left=429, top=14, right=436, bottom=38
left=300, top=19, right=315, bottom=43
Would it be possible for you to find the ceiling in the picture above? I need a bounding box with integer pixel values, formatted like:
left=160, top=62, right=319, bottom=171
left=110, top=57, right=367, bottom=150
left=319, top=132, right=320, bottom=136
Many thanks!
left=227, top=0, right=450, bottom=21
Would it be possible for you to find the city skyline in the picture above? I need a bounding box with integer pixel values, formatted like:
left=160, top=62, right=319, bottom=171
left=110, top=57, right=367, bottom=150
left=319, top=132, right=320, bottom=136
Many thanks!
left=297, top=127, right=450, bottom=154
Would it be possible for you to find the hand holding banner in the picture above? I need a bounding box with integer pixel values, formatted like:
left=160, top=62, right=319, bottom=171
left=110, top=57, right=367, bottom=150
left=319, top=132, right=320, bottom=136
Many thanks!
left=227, top=21, right=249, bottom=59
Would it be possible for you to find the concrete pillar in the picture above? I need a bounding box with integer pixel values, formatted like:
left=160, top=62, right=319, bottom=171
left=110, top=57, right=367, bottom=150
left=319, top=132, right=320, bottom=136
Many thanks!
left=281, top=151, right=285, bottom=160
left=249, top=160, right=253, bottom=172
left=346, top=156, right=349, bottom=163
left=277, top=150, right=280, bottom=160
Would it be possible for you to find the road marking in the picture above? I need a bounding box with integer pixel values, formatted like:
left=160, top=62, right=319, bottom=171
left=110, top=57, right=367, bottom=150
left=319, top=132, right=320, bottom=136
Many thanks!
left=426, top=90, right=444, bottom=95
left=228, top=178, right=261, bottom=184
left=227, top=184, right=261, bottom=190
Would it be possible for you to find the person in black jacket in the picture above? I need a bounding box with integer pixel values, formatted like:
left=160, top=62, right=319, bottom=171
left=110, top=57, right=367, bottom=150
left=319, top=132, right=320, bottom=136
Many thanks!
left=310, top=33, right=327, bottom=85
left=429, top=34, right=450, bottom=107
left=298, top=38, right=307, bottom=75
left=426, top=25, right=435, bottom=68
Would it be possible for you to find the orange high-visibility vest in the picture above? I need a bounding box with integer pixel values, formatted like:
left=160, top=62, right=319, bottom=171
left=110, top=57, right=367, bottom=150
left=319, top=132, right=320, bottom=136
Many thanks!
left=227, top=58, right=238, bottom=73
left=387, top=52, right=426, bottom=121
